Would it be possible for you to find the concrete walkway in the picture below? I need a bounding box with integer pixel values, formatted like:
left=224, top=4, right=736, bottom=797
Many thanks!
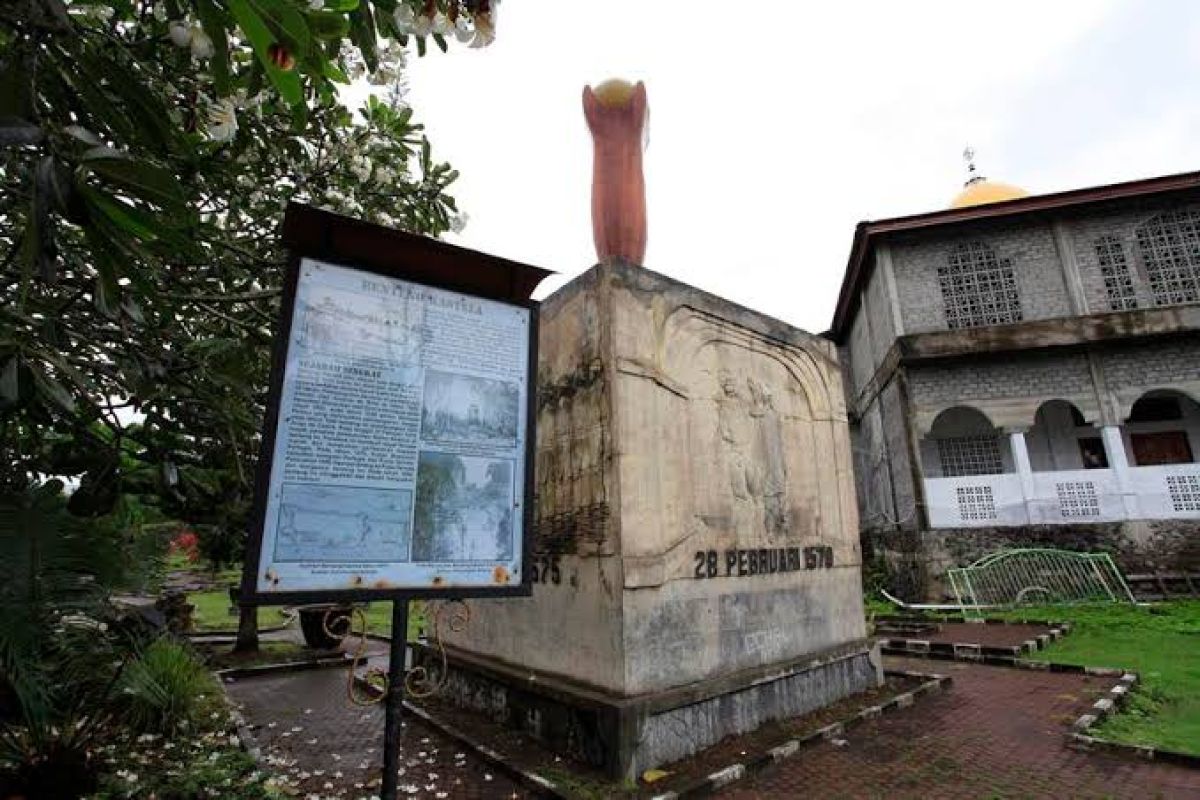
left=223, top=652, right=532, bottom=800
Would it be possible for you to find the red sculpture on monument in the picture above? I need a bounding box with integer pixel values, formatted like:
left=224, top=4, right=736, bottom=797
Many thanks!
left=583, top=79, right=648, bottom=266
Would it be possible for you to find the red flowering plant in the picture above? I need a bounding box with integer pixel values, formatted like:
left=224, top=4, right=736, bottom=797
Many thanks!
left=167, top=529, right=200, bottom=563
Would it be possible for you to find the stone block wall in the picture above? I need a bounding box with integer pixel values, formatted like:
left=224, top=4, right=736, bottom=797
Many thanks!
left=447, top=260, right=870, bottom=698
left=906, top=351, right=1095, bottom=433
left=890, top=222, right=1072, bottom=335
left=866, top=520, right=1200, bottom=603
left=1100, top=338, right=1200, bottom=419
left=1066, top=200, right=1200, bottom=314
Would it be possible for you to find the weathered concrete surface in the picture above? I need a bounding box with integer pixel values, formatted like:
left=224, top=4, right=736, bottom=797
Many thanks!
left=419, top=639, right=881, bottom=780
left=635, top=644, right=880, bottom=773
left=438, top=260, right=874, bottom=774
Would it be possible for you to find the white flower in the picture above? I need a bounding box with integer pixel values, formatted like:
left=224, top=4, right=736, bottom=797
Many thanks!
left=206, top=99, right=238, bottom=142
left=450, top=213, right=468, bottom=234
left=431, top=11, right=453, bottom=35
left=368, top=66, right=396, bottom=86
left=470, top=12, right=495, bottom=48
left=190, top=25, right=214, bottom=59
left=153, top=4, right=167, bottom=22
left=411, top=13, right=433, bottom=37
left=308, top=0, right=323, bottom=8
left=393, top=4, right=415, bottom=34
left=168, top=20, right=191, bottom=48
left=453, top=15, right=473, bottom=43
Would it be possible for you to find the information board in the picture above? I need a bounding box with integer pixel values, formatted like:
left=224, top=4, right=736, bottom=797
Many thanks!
left=247, top=256, right=534, bottom=599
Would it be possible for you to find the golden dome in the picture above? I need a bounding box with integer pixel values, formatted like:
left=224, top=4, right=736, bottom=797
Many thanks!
left=950, top=178, right=1029, bottom=208
left=592, top=78, right=636, bottom=107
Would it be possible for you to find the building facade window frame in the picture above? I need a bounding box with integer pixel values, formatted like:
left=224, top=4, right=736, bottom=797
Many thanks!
left=936, top=434, right=1004, bottom=477
left=937, top=241, right=1023, bottom=329
left=1135, top=208, right=1200, bottom=306
left=1093, top=234, right=1138, bottom=311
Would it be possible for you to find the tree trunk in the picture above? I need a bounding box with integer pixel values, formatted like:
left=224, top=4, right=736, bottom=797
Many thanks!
left=233, top=603, right=259, bottom=653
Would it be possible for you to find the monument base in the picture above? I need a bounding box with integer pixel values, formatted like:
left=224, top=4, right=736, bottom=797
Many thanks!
left=415, top=638, right=882, bottom=780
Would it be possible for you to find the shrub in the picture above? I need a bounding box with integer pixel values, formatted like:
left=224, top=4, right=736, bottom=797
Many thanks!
left=118, top=639, right=213, bottom=736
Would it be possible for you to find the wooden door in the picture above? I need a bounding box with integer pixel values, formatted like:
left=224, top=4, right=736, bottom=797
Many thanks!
left=1130, top=431, right=1194, bottom=466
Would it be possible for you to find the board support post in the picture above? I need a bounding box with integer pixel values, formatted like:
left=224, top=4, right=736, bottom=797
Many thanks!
left=380, top=599, right=410, bottom=800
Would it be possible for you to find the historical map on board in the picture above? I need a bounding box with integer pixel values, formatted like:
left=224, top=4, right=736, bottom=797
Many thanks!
left=254, top=258, right=530, bottom=594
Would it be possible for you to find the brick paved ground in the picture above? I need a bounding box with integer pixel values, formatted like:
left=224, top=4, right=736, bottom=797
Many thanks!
left=721, top=656, right=1200, bottom=800
left=908, top=621, right=1053, bottom=648
left=224, top=658, right=531, bottom=800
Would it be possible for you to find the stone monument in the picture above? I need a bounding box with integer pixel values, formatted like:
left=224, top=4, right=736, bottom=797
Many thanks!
left=425, top=79, right=880, bottom=779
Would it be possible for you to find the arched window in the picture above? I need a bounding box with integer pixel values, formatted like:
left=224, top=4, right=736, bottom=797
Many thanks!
left=937, top=241, right=1022, bottom=329
left=927, top=406, right=1005, bottom=476
left=1135, top=209, right=1200, bottom=306
left=1094, top=235, right=1137, bottom=310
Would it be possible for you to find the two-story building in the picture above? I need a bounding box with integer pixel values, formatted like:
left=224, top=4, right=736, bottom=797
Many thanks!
left=831, top=169, right=1200, bottom=600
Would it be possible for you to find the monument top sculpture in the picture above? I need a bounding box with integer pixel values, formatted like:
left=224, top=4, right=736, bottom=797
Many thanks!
left=583, top=78, right=649, bottom=266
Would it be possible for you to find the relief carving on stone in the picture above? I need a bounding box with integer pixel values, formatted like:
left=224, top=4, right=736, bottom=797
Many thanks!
left=658, top=307, right=846, bottom=551
left=716, top=371, right=789, bottom=540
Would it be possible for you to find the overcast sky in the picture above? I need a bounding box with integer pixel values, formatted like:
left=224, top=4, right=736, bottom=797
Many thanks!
left=401, top=1, right=1200, bottom=333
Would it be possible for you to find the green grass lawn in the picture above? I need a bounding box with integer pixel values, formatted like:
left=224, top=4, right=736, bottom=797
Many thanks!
left=188, top=587, right=427, bottom=643
left=189, top=589, right=289, bottom=631
left=990, top=600, right=1200, bottom=756
left=358, top=601, right=427, bottom=641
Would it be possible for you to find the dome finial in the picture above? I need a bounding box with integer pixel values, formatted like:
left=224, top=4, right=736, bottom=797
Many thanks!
left=962, top=145, right=983, bottom=186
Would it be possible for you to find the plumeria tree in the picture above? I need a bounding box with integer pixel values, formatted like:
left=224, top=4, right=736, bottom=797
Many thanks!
left=0, top=0, right=498, bottom=676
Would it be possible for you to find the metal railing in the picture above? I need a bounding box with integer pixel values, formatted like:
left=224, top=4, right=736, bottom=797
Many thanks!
left=946, top=548, right=1136, bottom=617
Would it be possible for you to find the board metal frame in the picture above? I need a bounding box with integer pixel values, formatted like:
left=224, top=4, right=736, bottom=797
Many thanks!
left=240, top=203, right=551, bottom=607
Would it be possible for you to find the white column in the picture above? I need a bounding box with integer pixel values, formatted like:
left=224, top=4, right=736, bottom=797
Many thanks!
left=1101, top=424, right=1139, bottom=519
left=1009, top=430, right=1035, bottom=523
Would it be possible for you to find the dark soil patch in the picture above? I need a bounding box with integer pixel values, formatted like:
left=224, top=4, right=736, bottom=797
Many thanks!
left=891, top=621, right=1055, bottom=649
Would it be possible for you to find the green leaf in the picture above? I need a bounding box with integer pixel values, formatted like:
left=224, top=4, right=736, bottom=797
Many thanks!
left=321, top=60, right=349, bottom=84
left=80, top=221, right=131, bottom=323
left=195, top=0, right=232, bottom=96
left=17, top=163, right=53, bottom=300
left=228, top=0, right=304, bottom=107
left=0, top=357, right=18, bottom=406
left=251, top=0, right=311, bottom=54
left=308, top=10, right=351, bottom=40
left=84, top=154, right=186, bottom=209
left=348, top=3, right=378, bottom=71
left=0, top=120, right=44, bottom=147
left=94, top=271, right=118, bottom=318
left=0, top=50, right=33, bottom=120
left=77, top=50, right=178, bottom=156
left=34, top=349, right=95, bottom=396
left=67, top=61, right=137, bottom=144
left=433, top=33, right=448, bottom=53
left=32, top=366, right=75, bottom=413
left=79, top=184, right=160, bottom=242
